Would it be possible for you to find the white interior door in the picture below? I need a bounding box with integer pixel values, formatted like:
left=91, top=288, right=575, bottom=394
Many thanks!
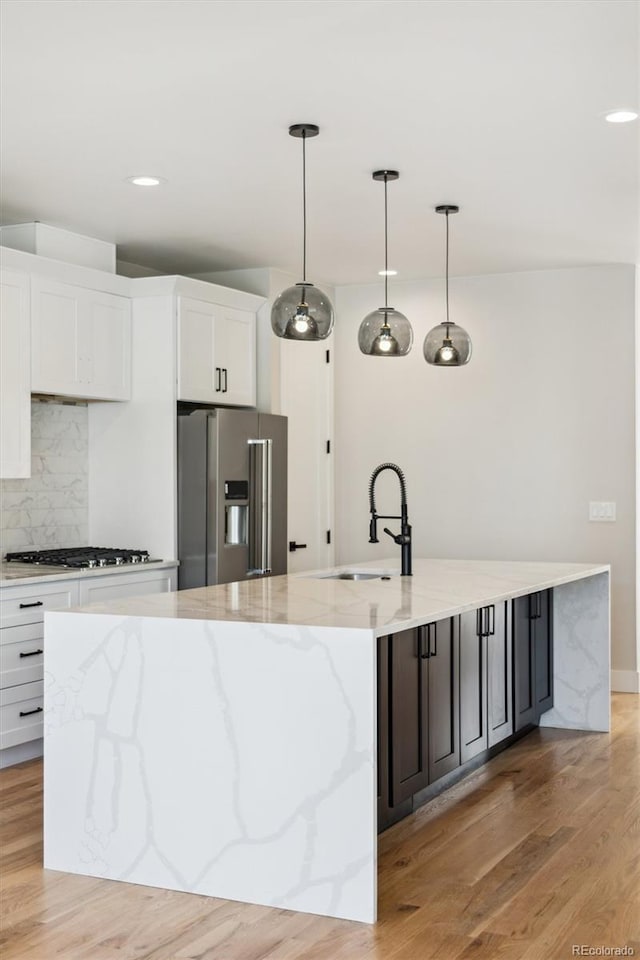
left=280, top=338, right=334, bottom=573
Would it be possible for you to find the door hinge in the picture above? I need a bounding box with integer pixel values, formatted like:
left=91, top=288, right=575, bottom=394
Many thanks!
left=326, top=349, right=330, bottom=364
left=326, top=439, right=331, bottom=454
left=326, top=530, right=331, bottom=545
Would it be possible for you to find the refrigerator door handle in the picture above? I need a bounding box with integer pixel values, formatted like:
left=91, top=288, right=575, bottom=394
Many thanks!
left=248, top=438, right=272, bottom=575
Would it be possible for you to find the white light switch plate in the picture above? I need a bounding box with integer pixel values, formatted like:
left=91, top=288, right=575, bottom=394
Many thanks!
left=589, top=501, right=616, bottom=522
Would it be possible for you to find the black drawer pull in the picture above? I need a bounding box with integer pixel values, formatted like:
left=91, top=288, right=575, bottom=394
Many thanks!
left=19, top=706, right=43, bottom=717
left=429, top=623, right=437, bottom=658
left=418, top=626, right=430, bottom=659
left=19, top=649, right=43, bottom=658
left=19, top=601, right=43, bottom=609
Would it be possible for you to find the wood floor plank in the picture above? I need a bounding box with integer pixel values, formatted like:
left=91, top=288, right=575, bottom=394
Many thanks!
left=1, top=694, right=638, bottom=959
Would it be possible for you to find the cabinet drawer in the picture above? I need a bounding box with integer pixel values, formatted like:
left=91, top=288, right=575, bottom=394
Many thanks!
left=0, top=680, right=44, bottom=749
left=78, top=569, right=176, bottom=606
left=0, top=623, right=44, bottom=688
left=0, top=580, right=79, bottom=628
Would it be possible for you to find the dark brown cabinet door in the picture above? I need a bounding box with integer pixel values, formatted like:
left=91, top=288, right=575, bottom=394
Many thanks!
left=459, top=610, right=487, bottom=763
left=389, top=628, right=429, bottom=805
left=513, top=595, right=536, bottom=730
left=428, top=618, right=460, bottom=782
left=487, top=601, right=513, bottom=746
left=534, top=590, right=554, bottom=717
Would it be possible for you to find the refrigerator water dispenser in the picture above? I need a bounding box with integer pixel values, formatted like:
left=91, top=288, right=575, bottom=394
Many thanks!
left=225, top=504, right=248, bottom=546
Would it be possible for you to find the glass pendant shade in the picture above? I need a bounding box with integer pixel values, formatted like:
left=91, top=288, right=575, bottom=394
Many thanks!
left=423, top=321, right=472, bottom=366
left=272, top=123, right=333, bottom=342
left=424, top=203, right=472, bottom=367
left=271, top=282, right=334, bottom=341
left=359, top=169, right=412, bottom=357
left=358, top=308, right=413, bottom=356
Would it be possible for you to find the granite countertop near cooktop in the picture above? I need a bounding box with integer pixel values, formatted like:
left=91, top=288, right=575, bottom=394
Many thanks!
left=0, top=559, right=179, bottom=588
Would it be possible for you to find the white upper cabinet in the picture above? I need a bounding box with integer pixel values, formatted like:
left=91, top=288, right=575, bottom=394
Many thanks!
left=31, top=277, right=131, bottom=400
left=0, top=269, right=31, bottom=478
left=215, top=305, right=256, bottom=407
left=177, top=297, right=256, bottom=407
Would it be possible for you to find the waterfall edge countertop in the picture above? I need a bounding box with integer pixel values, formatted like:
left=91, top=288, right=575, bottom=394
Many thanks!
left=43, top=557, right=610, bottom=925
left=58, top=556, right=610, bottom=635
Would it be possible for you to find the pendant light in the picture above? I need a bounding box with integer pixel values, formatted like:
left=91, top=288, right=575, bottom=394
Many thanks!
left=358, top=171, right=413, bottom=357
left=271, top=123, right=334, bottom=341
left=423, top=205, right=472, bottom=366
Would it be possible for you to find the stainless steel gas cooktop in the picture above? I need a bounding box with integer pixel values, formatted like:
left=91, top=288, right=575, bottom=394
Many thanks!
left=5, top=547, right=161, bottom=569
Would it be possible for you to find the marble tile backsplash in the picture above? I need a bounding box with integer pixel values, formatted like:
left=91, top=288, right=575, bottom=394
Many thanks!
left=1, top=401, right=89, bottom=555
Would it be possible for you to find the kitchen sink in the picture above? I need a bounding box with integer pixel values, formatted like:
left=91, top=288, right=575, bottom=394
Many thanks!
left=310, top=569, right=395, bottom=581
left=326, top=572, right=382, bottom=581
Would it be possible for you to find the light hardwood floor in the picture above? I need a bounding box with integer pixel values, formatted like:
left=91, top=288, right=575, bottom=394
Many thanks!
left=1, top=694, right=638, bottom=960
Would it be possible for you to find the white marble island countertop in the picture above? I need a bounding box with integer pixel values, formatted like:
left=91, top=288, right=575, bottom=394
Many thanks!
left=43, top=556, right=610, bottom=925
left=63, top=557, right=609, bottom=636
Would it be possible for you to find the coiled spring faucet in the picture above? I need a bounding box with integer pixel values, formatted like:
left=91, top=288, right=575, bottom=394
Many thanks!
left=368, top=463, right=412, bottom=576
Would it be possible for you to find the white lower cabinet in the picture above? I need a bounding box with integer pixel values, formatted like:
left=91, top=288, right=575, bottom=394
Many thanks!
left=0, top=566, right=177, bottom=764
left=0, top=681, right=44, bottom=750
left=77, top=567, right=176, bottom=605
left=0, top=623, right=45, bottom=687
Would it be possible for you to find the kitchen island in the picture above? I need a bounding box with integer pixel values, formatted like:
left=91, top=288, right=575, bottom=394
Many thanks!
left=43, top=558, right=609, bottom=923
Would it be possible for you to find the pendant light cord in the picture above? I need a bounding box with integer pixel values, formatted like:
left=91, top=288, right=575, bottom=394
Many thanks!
left=383, top=175, right=389, bottom=310
left=302, top=130, right=307, bottom=283
left=445, top=209, right=450, bottom=330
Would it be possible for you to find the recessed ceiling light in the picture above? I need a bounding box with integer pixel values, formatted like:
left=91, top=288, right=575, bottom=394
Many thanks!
left=127, top=175, right=164, bottom=186
left=378, top=269, right=398, bottom=276
left=604, top=110, right=638, bottom=123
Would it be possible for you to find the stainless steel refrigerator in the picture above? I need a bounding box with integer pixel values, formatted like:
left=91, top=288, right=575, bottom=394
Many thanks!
left=177, top=407, right=287, bottom=589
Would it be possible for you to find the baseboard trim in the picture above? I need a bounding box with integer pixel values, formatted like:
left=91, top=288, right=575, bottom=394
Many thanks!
left=0, top=738, right=43, bottom=769
left=611, top=670, right=640, bottom=694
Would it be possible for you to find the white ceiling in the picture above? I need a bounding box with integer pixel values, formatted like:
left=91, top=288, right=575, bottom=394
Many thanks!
left=1, top=0, right=638, bottom=285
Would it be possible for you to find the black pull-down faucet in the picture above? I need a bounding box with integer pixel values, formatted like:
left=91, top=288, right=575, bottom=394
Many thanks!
left=368, top=463, right=412, bottom=576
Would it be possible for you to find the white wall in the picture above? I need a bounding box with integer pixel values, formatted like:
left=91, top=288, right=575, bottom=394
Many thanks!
left=334, top=265, right=636, bottom=684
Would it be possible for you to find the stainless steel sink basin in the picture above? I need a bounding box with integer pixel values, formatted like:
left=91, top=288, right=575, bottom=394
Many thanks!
left=327, top=572, right=382, bottom=581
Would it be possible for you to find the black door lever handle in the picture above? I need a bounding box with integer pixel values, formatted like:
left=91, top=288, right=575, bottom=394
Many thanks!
left=289, top=541, right=307, bottom=552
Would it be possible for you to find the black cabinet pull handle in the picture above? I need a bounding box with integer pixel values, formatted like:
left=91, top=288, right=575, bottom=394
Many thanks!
left=489, top=604, right=495, bottom=635
left=429, top=622, right=437, bottom=657
left=19, top=706, right=43, bottom=717
left=289, top=541, right=307, bottom=552
left=532, top=593, right=541, bottom=619
left=477, top=607, right=491, bottom=637
left=215, top=367, right=221, bottom=392
left=418, top=626, right=430, bottom=659
left=19, top=649, right=43, bottom=658
left=222, top=368, right=228, bottom=393
left=19, top=601, right=43, bottom=609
